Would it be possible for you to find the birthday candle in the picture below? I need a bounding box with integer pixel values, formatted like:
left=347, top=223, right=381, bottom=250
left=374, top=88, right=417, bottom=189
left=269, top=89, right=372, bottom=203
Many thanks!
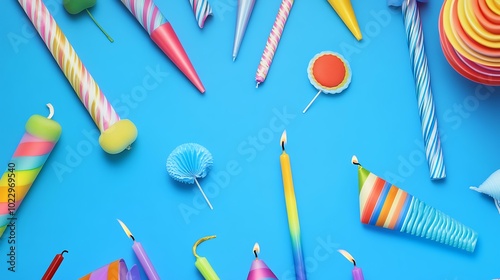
left=17, top=0, right=137, bottom=155
left=395, top=0, right=446, bottom=180
left=193, top=235, right=220, bottom=280
left=279, top=131, right=307, bottom=280
left=189, top=0, right=213, bottom=28
left=121, top=0, right=205, bottom=93
left=0, top=104, right=61, bottom=238
left=255, top=0, right=294, bottom=87
left=118, top=219, right=160, bottom=280
left=338, top=249, right=364, bottom=280
left=42, top=250, right=68, bottom=280
left=247, top=243, right=278, bottom=280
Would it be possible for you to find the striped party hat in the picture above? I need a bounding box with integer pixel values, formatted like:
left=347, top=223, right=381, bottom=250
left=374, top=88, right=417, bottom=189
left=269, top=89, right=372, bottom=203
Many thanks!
left=79, top=259, right=140, bottom=280
left=352, top=156, right=478, bottom=252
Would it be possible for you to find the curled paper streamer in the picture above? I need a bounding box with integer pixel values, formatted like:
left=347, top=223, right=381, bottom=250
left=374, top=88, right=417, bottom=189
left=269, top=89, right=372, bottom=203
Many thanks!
left=470, top=170, right=500, bottom=213
left=79, top=259, right=141, bottom=280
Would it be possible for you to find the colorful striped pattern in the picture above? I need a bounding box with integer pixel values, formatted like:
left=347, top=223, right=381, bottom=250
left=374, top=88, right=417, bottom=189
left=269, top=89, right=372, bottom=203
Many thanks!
left=18, top=0, right=120, bottom=133
left=256, top=0, right=294, bottom=85
left=0, top=117, right=60, bottom=238
left=357, top=164, right=478, bottom=252
left=247, top=259, right=278, bottom=280
left=79, top=259, right=140, bottom=280
left=359, top=169, right=412, bottom=230
left=189, top=0, right=213, bottom=28
left=402, top=0, right=446, bottom=180
left=121, top=0, right=168, bottom=35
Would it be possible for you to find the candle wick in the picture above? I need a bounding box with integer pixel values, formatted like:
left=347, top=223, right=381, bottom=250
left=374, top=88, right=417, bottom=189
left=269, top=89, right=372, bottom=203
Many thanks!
left=61, top=250, right=68, bottom=256
left=352, top=259, right=357, bottom=266
left=130, top=234, right=135, bottom=241
left=46, top=103, right=54, bottom=119
left=253, top=250, right=258, bottom=259
left=281, top=141, right=285, bottom=151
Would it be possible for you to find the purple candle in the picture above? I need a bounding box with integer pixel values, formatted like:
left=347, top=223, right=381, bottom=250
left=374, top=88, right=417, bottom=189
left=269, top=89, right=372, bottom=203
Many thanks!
left=118, top=219, right=160, bottom=280
left=338, top=249, right=364, bottom=280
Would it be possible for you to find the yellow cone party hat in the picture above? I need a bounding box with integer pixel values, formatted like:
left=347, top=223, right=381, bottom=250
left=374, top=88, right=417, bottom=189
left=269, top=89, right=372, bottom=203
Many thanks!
left=327, top=0, right=362, bottom=40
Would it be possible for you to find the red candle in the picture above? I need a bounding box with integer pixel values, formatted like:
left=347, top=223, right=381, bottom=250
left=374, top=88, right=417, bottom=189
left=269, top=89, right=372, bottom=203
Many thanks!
left=42, top=250, right=68, bottom=280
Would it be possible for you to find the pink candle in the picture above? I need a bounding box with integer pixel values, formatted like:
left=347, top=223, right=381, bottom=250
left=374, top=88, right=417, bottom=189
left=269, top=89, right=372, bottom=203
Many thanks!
left=255, top=0, right=294, bottom=87
left=118, top=220, right=160, bottom=280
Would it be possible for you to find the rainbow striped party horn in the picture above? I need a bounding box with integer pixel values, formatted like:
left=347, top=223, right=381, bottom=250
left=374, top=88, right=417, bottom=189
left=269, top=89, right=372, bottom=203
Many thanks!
left=352, top=156, right=478, bottom=252
left=79, top=259, right=140, bottom=280
left=0, top=104, right=61, bottom=238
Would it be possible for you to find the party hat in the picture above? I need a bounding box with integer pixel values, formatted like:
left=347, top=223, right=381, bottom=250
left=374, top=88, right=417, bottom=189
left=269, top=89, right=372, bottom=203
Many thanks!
left=327, top=0, right=362, bottom=40
left=470, top=169, right=500, bottom=213
left=352, top=156, right=478, bottom=252
left=247, top=243, right=278, bottom=280
left=151, top=24, right=205, bottom=93
left=79, top=259, right=140, bottom=280
left=233, top=0, right=256, bottom=60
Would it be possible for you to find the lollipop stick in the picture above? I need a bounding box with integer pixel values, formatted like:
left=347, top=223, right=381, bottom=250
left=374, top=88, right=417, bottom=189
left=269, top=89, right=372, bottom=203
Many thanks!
left=194, top=178, right=213, bottom=210
left=86, top=9, right=114, bottom=43
left=302, top=90, right=322, bottom=113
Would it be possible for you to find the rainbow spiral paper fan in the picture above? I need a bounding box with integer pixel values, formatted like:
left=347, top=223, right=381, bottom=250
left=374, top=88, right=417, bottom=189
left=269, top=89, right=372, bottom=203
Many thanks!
left=166, top=143, right=214, bottom=209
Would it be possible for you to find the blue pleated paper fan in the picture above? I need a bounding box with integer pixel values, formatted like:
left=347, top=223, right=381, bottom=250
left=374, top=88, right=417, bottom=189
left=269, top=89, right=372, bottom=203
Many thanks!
left=166, top=143, right=213, bottom=184
left=166, top=143, right=215, bottom=209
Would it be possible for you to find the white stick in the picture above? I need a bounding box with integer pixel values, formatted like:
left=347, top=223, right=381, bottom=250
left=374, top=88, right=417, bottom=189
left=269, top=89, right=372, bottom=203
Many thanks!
left=302, top=90, right=322, bottom=113
left=194, top=178, right=213, bottom=210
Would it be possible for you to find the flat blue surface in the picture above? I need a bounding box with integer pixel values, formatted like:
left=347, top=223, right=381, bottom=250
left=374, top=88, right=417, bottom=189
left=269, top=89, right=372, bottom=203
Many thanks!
left=1, top=0, right=500, bottom=279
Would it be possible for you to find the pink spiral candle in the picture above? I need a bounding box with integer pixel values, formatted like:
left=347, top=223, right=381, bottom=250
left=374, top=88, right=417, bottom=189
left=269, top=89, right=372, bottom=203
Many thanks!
left=255, top=0, right=294, bottom=87
left=17, top=0, right=137, bottom=154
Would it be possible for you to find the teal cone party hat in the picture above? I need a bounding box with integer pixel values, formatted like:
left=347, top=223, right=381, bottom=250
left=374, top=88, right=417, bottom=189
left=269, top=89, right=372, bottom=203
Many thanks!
left=352, top=156, right=478, bottom=252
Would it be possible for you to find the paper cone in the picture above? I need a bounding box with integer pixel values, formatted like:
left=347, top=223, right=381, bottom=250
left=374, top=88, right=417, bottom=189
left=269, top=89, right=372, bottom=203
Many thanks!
left=470, top=170, right=500, bottom=200
left=471, top=169, right=500, bottom=213
left=233, top=0, right=256, bottom=60
left=150, top=23, right=205, bottom=93
left=327, top=0, right=362, bottom=40
left=247, top=259, right=278, bottom=280
left=357, top=164, right=477, bottom=252
left=79, top=259, right=141, bottom=280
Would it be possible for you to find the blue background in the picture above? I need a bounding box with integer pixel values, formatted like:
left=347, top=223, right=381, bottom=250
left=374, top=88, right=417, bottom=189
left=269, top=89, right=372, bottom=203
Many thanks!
left=1, top=0, right=500, bottom=279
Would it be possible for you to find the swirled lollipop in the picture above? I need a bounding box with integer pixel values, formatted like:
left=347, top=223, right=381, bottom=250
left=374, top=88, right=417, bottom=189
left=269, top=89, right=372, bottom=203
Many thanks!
left=167, top=143, right=214, bottom=209
left=302, top=51, right=352, bottom=113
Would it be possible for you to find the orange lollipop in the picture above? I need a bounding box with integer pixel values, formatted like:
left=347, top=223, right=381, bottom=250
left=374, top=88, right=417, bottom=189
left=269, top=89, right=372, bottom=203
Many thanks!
left=303, top=51, right=351, bottom=113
